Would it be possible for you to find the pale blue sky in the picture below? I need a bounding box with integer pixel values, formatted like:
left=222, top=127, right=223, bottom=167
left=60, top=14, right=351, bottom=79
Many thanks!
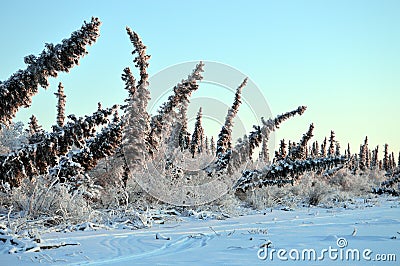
left=1, top=0, right=399, bottom=156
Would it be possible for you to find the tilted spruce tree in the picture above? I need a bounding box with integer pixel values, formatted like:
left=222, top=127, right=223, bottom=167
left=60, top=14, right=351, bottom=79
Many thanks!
left=147, top=62, right=204, bottom=156
left=234, top=155, right=347, bottom=192
left=0, top=17, right=101, bottom=126
left=215, top=78, right=247, bottom=171
left=231, top=106, right=307, bottom=168
left=289, top=123, right=314, bottom=160
left=50, top=112, right=123, bottom=185
left=0, top=105, right=118, bottom=187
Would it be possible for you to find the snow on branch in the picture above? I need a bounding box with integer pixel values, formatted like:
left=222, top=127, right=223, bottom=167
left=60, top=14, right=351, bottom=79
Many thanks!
left=215, top=78, right=247, bottom=171
left=126, top=27, right=150, bottom=88
left=234, top=156, right=348, bottom=192
left=0, top=106, right=117, bottom=188
left=147, top=62, right=204, bottom=155
left=287, top=123, right=314, bottom=160
left=0, top=17, right=101, bottom=125
left=50, top=117, right=123, bottom=187
left=231, top=106, right=307, bottom=168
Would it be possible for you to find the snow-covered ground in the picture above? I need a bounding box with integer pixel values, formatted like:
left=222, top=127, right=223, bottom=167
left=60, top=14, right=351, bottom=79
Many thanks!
left=1, top=197, right=399, bottom=265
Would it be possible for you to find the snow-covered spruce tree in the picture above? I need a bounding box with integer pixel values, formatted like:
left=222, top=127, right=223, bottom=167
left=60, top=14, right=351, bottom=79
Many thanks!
left=177, top=103, right=191, bottom=151
left=27, top=115, right=45, bottom=144
left=126, top=27, right=150, bottom=89
left=231, top=106, right=307, bottom=168
left=54, top=82, right=66, bottom=127
left=311, top=141, right=319, bottom=158
left=390, top=152, right=396, bottom=170
left=0, top=17, right=101, bottom=126
left=232, top=112, right=303, bottom=175
left=288, top=123, right=314, bottom=160
left=190, top=107, right=204, bottom=158
left=383, top=144, right=389, bottom=171
left=358, top=136, right=369, bottom=171
left=204, top=136, right=209, bottom=155
left=256, top=106, right=307, bottom=158
left=359, top=144, right=366, bottom=170
left=147, top=62, right=204, bottom=156
left=28, top=115, right=43, bottom=136
left=259, top=136, right=269, bottom=163
left=398, top=151, right=400, bottom=168
left=321, top=137, right=327, bottom=157
left=327, top=130, right=335, bottom=157
left=234, top=155, right=348, bottom=192
left=0, top=106, right=117, bottom=188
left=50, top=113, right=123, bottom=185
left=215, top=78, right=248, bottom=171
left=275, top=139, right=287, bottom=162
left=116, top=28, right=152, bottom=187
left=210, top=136, right=216, bottom=155
left=335, top=141, right=341, bottom=157
left=121, top=66, right=151, bottom=174
left=346, top=143, right=351, bottom=159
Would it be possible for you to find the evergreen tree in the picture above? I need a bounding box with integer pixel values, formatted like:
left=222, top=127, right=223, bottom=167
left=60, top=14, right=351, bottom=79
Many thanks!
left=177, top=103, right=190, bottom=151
left=147, top=62, right=204, bottom=156
left=204, top=136, right=209, bottom=155
left=383, top=144, right=389, bottom=171
left=372, top=145, right=379, bottom=168
left=321, top=137, right=327, bottom=157
left=54, top=82, right=66, bottom=127
left=347, top=143, right=351, bottom=159
left=190, top=107, right=204, bottom=158
left=391, top=152, right=396, bottom=169
left=335, top=141, right=341, bottom=156
left=210, top=136, right=215, bottom=156
left=364, top=137, right=370, bottom=169
left=0, top=105, right=118, bottom=187
left=276, top=139, right=287, bottom=161
left=328, top=130, right=335, bottom=157
left=28, top=115, right=43, bottom=135
left=311, top=141, right=319, bottom=158
left=231, top=106, right=307, bottom=168
left=289, top=123, right=314, bottom=160
left=259, top=136, right=269, bottom=163
left=215, top=78, right=247, bottom=170
left=398, top=151, right=400, bottom=168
